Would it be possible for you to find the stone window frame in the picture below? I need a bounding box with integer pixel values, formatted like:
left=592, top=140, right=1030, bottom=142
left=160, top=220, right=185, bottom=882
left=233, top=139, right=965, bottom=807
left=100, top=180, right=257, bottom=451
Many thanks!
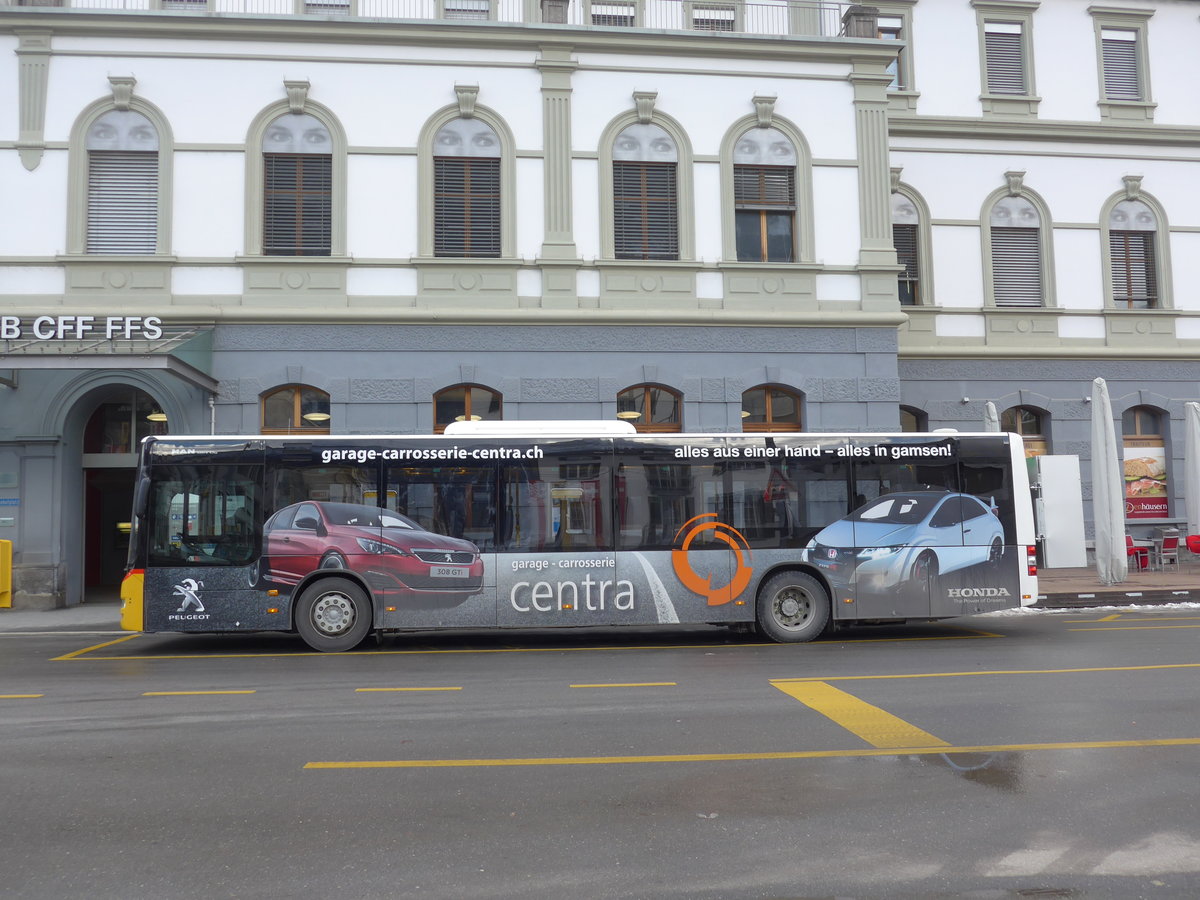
left=971, top=0, right=1041, bottom=119
left=417, top=103, right=518, bottom=261
left=874, top=0, right=919, bottom=113
left=1088, top=6, right=1155, bottom=122
left=1099, top=183, right=1171, bottom=311
left=243, top=98, right=348, bottom=258
left=979, top=176, right=1057, bottom=309
left=718, top=113, right=814, bottom=265
left=890, top=181, right=934, bottom=307
left=67, top=95, right=174, bottom=257
left=598, top=109, right=695, bottom=262
left=582, top=0, right=643, bottom=27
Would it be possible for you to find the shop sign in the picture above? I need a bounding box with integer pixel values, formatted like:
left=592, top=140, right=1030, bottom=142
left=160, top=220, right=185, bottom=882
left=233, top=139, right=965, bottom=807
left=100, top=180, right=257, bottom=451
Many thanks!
left=1124, top=440, right=1167, bottom=519
left=1, top=316, right=163, bottom=341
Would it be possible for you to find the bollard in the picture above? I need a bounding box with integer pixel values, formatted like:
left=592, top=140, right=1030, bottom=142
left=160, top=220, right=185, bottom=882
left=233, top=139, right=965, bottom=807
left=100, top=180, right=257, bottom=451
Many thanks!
left=0, top=540, right=11, bottom=608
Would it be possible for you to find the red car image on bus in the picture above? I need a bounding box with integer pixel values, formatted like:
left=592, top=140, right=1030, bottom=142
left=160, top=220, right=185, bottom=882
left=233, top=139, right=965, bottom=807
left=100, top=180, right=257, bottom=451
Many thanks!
left=261, top=501, right=484, bottom=599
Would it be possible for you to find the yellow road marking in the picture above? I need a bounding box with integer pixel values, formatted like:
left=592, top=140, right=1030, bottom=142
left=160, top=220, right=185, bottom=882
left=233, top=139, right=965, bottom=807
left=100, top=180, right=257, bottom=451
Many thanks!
left=1073, top=614, right=1123, bottom=622
left=771, top=662, right=1200, bottom=683
left=771, top=680, right=949, bottom=749
left=355, top=687, right=462, bottom=692
left=304, top=736, right=1200, bottom=769
left=570, top=682, right=677, bottom=688
left=1, top=694, right=44, bottom=699
left=1070, top=625, right=1200, bottom=631
left=52, top=633, right=140, bottom=661
left=141, top=696, right=256, bottom=700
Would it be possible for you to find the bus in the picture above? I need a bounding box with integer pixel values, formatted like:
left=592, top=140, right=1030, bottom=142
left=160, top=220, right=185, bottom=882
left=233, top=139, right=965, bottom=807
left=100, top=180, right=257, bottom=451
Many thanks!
left=120, top=424, right=1038, bottom=652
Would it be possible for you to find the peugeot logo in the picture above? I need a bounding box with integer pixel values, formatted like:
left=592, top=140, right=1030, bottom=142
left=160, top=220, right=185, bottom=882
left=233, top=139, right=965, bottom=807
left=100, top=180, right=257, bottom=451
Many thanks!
left=444, top=553, right=454, bottom=563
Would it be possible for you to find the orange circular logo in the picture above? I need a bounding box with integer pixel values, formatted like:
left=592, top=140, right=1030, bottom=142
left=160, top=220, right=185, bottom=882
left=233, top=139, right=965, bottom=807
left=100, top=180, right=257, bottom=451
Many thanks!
left=671, top=514, right=754, bottom=607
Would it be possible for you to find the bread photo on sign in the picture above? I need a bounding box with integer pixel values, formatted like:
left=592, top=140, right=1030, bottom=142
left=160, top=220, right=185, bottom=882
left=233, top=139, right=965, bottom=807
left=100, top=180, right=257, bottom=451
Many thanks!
left=1124, top=456, right=1166, bottom=496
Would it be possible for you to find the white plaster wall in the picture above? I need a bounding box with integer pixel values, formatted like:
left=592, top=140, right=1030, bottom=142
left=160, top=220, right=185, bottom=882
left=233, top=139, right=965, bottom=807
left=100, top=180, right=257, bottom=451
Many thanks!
left=810, top=167, right=859, bottom=266
left=571, top=159, right=601, bottom=260
left=1052, top=229, right=1103, bottom=310
left=693, top=162, right=722, bottom=262
left=348, top=155, right=416, bottom=258
left=1, top=152, right=68, bottom=256
left=0, top=267, right=66, bottom=295
left=171, top=153, right=245, bottom=257
left=907, top=0, right=986, bottom=118
left=1170, top=233, right=1200, bottom=313
left=0, top=36, right=17, bottom=140
left=515, top=158, right=544, bottom=260
left=171, top=268, right=243, bottom=296
left=1028, top=0, right=1107, bottom=123
left=346, top=267, right=418, bottom=297
left=1059, top=316, right=1106, bottom=340
left=929, top=226, right=984, bottom=308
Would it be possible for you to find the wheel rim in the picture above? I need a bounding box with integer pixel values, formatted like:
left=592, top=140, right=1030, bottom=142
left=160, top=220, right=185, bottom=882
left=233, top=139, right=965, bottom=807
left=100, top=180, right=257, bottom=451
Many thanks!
left=989, top=539, right=1003, bottom=562
left=310, top=591, right=356, bottom=636
left=771, top=586, right=814, bottom=630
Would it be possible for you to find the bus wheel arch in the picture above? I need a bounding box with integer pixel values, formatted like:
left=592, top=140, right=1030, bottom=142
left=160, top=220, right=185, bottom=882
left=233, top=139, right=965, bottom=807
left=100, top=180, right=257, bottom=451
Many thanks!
left=293, top=574, right=374, bottom=652
left=755, top=569, right=831, bottom=643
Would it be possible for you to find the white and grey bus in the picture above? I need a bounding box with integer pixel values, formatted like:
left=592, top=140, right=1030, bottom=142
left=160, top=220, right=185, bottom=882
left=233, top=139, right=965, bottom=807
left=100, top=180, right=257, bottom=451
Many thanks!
left=120, top=424, right=1038, bottom=651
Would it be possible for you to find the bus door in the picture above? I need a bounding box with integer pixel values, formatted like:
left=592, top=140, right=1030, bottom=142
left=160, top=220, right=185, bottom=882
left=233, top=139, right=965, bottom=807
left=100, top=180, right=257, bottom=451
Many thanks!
left=383, top=455, right=498, bottom=629
left=849, top=440, right=959, bottom=619
left=495, top=440, right=618, bottom=627
left=612, top=438, right=739, bottom=627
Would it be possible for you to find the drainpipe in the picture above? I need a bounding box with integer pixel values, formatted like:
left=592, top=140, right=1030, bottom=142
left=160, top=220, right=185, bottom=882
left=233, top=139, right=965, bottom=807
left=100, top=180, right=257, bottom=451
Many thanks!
left=209, top=394, right=216, bottom=435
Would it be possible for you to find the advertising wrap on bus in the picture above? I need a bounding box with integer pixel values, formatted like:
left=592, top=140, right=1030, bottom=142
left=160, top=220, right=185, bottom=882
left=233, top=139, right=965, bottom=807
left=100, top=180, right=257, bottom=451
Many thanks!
left=124, top=432, right=1037, bottom=651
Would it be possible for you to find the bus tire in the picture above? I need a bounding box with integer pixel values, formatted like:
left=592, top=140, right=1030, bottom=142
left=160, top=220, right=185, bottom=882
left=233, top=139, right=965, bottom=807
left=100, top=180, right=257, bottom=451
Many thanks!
left=295, top=577, right=372, bottom=652
left=756, top=571, right=830, bottom=643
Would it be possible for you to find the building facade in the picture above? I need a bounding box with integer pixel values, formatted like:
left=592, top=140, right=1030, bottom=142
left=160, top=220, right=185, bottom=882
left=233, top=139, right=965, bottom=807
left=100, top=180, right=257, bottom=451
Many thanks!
left=0, top=0, right=1196, bottom=607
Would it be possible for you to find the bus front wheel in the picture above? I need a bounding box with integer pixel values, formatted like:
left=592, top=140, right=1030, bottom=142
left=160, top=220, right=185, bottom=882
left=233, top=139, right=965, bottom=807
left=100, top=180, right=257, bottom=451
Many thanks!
left=756, top=572, right=831, bottom=643
left=295, top=577, right=372, bottom=652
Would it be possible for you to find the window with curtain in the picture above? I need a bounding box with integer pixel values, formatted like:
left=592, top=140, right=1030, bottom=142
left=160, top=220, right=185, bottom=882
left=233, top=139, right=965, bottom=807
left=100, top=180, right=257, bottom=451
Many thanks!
left=262, top=113, right=332, bottom=256
left=433, top=118, right=501, bottom=258
left=741, top=386, right=802, bottom=433
left=983, top=21, right=1027, bottom=94
left=990, top=195, right=1043, bottom=307
left=261, top=385, right=331, bottom=434
left=1109, top=199, right=1158, bottom=309
left=86, top=110, right=160, bottom=254
left=891, top=192, right=920, bottom=305
left=613, top=123, right=679, bottom=261
left=733, top=127, right=796, bottom=263
left=616, top=384, right=681, bottom=433
left=434, top=384, right=503, bottom=433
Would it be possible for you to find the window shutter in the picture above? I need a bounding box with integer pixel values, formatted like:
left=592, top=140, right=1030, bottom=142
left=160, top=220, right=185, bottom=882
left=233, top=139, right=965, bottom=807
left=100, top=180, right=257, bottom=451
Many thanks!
left=434, top=157, right=501, bottom=258
left=263, top=154, right=332, bottom=256
left=86, top=151, right=158, bottom=255
left=1101, top=37, right=1141, bottom=100
left=734, top=166, right=795, bottom=209
left=991, top=227, right=1042, bottom=307
left=893, top=223, right=919, bottom=305
left=984, top=30, right=1026, bottom=94
left=613, top=161, right=679, bottom=260
left=1110, top=230, right=1157, bottom=308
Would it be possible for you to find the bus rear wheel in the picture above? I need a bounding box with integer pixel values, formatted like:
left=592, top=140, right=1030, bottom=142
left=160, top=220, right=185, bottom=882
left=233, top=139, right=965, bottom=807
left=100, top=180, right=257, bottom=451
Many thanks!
left=756, top=571, right=830, bottom=643
left=295, top=577, right=372, bottom=652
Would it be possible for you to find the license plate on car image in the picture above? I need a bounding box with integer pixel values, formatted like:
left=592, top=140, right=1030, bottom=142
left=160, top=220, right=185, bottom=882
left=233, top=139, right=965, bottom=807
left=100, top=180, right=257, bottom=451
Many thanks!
left=431, top=566, right=468, bottom=578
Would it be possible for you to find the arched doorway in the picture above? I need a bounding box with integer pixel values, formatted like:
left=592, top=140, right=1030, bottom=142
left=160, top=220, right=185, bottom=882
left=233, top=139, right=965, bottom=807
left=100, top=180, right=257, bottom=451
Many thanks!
left=81, top=389, right=168, bottom=597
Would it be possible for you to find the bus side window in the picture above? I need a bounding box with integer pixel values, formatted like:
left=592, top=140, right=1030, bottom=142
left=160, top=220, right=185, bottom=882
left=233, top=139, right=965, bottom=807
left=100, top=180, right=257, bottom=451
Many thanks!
left=148, top=465, right=261, bottom=567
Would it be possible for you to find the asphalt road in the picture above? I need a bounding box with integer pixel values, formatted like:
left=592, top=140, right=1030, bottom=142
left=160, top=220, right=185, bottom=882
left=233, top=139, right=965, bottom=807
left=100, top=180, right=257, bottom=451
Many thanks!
left=2, top=609, right=1199, bottom=899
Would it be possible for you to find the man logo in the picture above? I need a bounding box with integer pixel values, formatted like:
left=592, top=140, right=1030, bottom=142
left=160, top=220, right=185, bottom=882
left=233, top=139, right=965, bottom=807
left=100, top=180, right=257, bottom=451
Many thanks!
left=671, top=514, right=753, bottom=606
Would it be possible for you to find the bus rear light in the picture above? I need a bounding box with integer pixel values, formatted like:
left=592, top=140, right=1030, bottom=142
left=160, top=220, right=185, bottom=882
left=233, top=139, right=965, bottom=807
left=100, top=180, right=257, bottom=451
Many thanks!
left=1026, top=545, right=1037, bottom=576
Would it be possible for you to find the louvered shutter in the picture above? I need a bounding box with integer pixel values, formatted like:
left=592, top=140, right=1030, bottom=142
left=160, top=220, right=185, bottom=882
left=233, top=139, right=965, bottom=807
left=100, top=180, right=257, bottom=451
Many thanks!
left=1101, top=32, right=1141, bottom=100
left=1110, top=231, right=1157, bottom=308
left=984, top=27, right=1026, bottom=94
left=263, top=154, right=332, bottom=256
left=613, top=161, right=679, bottom=260
left=991, top=227, right=1042, bottom=307
left=893, top=223, right=919, bottom=305
left=734, top=165, right=795, bottom=263
left=434, top=157, right=501, bottom=258
left=86, top=151, right=158, bottom=255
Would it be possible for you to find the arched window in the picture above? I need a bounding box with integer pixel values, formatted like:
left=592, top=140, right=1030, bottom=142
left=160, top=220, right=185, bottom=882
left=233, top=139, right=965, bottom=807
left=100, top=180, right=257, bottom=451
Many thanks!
left=616, top=384, right=681, bottom=433
left=262, top=113, right=332, bottom=256
left=891, top=191, right=921, bottom=305
left=433, top=118, right=501, bottom=258
left=899, top=405, right=926, bottom=433
left=988, top=195, right=1044, bottom=307
left=434, top=384, right=502, bottom=433
left=83, top=389, right=169, bottom=455
left=1001, top=406, right=1048, bottom=456
left=612, top=123, right=679, bottom=260
left=732, top=127, right=796, bottom=263
left=1122, top=405, right=1166, bottom=520
left=1107, top=199, right=1158, bottom=309
left=86, top=110, right=160, bottom=254
left=261, top=385, right=331, bottom=434
left=741, top=385, right=802, bottom=432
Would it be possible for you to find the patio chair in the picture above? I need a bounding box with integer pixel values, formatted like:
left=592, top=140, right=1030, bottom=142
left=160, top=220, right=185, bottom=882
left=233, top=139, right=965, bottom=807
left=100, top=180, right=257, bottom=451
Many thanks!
left=1126, top=535, right=1149, bottom=571
left=1155, top=533, right=1180, bottom=571
left=1187, top=534, right=1200, bottom=555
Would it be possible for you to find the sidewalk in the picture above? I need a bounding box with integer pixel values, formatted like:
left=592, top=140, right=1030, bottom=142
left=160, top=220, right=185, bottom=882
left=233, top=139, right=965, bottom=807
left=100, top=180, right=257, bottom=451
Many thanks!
left=0, top=602, right=123, bottom=633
